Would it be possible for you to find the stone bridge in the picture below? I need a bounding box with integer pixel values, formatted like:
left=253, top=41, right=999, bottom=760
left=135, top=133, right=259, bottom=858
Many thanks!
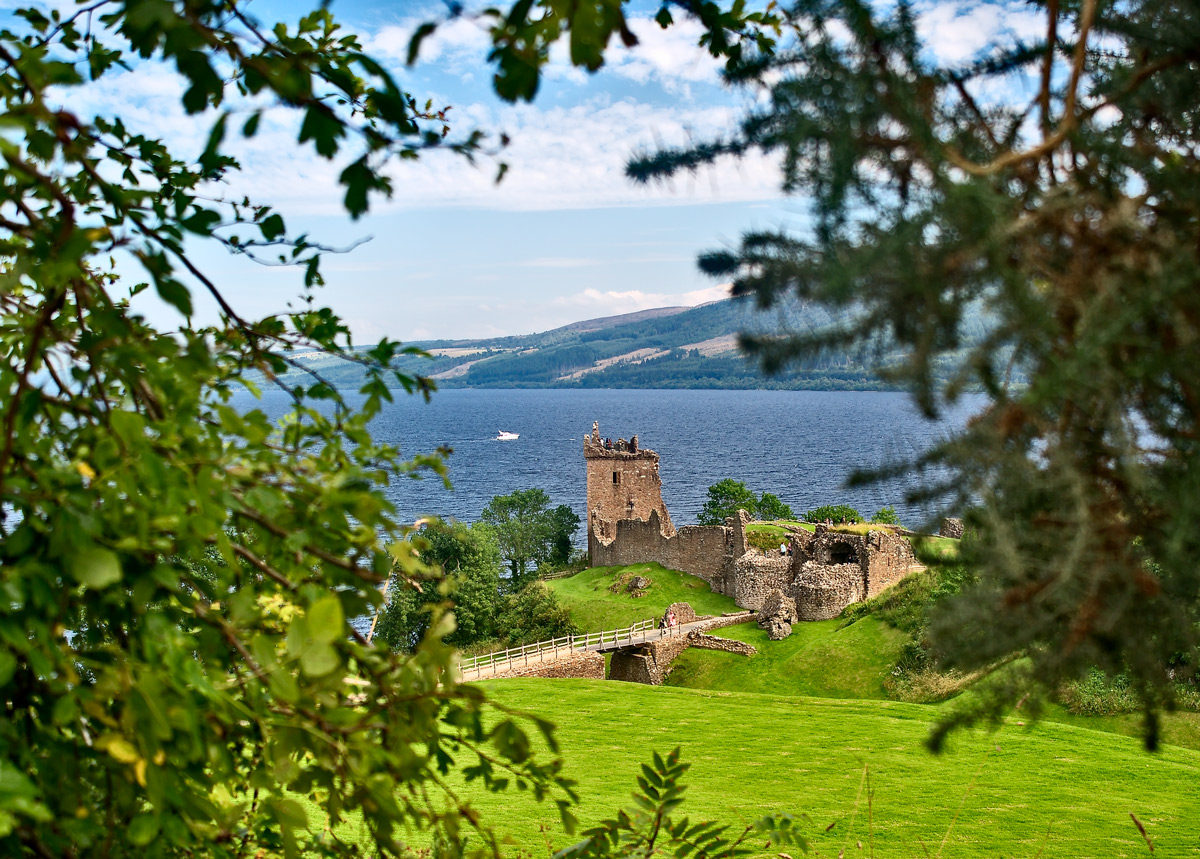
left=458, top=609, right=755, bottom=684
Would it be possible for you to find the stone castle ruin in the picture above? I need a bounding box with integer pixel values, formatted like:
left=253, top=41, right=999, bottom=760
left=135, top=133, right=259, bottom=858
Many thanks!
left=585, top=421, right=921, bottom=622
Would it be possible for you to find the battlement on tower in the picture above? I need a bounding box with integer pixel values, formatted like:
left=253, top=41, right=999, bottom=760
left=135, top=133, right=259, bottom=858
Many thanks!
left=585, top=421, right=675, bottom=553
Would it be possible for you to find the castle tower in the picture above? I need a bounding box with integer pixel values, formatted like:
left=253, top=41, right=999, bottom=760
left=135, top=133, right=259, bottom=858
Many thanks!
left=584, top=421, right=676, bottom=557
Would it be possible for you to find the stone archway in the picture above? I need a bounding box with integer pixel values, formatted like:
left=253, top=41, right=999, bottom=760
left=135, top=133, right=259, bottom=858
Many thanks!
left=829, top=541, right=859, bottom=565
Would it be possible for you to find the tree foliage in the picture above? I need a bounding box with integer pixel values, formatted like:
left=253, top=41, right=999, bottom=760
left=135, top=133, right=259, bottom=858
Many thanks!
left=0, top=0, right=707, bottom=851
left=870, top=506, right=901, bottom=526
left=548, top=503, right=584, bottom=567
left=631, top=0, right=1200, bottom=745
left=495, top=582, right=579, bottom=647
left=375, top=521, right=580, bottom=653
left=802, top=505, right=862, bottom=524
left=697, top=478, right=759, bottom=525
left=481, top=489, right=580, bottom=586
left=375, top=521, right=503, bottom=652
left=756, top=492, right=795, bottom=522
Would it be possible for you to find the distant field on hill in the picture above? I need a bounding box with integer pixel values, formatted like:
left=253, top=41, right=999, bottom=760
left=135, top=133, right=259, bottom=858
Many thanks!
left=456, top=680, right=1200, bottom=858
left=251, top=298, right=1003, bottom=391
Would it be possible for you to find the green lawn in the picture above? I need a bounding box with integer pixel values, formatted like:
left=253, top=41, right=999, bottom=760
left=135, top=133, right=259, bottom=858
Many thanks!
left=912, top=534, right=960, bottom=562
left=546, top=564, right=741, bottom=630
left=666, top=617, right=906, bottom=699
left=455, top=680, right=1200, bottom=858
left=745, top=520, right=816, bottom=536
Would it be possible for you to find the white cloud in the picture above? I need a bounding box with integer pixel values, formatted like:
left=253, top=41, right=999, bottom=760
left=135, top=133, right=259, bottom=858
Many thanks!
left=518, top=257, right=602, bottom=268
left=606, top=17, right=722, bottom=92
left=42, top=15, right=783, bottom=218
left=366, top=15, right=492, bottom=71
left=554, top=283, right=730, bottom=312
left=916, top=2, right=1046, bottom=66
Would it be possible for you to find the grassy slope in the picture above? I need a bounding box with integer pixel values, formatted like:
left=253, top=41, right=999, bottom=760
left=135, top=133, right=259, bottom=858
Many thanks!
left=460, top=680, right=1200, bottom=858
left=545, top=564, right=741, bottom=630
left=666, top=618, right=906, bottom=699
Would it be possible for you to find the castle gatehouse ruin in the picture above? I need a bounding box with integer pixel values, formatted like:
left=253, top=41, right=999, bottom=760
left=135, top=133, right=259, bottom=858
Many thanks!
left=585, top=421, right=921, bottom=621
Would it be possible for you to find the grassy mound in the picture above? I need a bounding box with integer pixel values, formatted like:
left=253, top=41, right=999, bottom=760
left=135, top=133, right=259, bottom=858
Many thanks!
left=456, top=680, right=1200, bottom=858
left=545, top=563, right=740, bottom=630
left=666, top=617, right=906, bottom=699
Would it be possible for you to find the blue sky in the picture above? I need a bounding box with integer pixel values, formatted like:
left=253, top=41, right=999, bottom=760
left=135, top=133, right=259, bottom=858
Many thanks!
left=28, top=0, right=1048, bottom=341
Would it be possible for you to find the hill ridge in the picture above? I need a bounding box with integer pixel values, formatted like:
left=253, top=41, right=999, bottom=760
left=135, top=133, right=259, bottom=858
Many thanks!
left=263, top=298, right=993, bottom=391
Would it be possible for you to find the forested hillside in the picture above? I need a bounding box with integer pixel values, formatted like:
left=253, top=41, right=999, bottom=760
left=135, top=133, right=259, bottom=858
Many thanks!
left=264, top=298, right=997, bottom=390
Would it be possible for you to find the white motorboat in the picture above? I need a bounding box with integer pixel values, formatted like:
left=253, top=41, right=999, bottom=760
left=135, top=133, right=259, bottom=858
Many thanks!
left=496, top=430, right=519, bottom=441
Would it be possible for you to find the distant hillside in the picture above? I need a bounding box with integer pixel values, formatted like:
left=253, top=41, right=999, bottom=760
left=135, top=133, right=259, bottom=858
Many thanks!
left=263, top=298, right=995, bottom=391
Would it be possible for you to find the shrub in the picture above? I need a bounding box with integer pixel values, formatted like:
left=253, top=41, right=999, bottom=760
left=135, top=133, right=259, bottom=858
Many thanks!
left=870, top=506, right=901, bottom=525
left=497, top=582, right=579, bottom=646
left=698, top=479, right=759, bottom=525
left=756, top=492, right=796, bottom=522
left=747, top=530, right=789, bottom=553
left=803, top=504, right=862, bottom=524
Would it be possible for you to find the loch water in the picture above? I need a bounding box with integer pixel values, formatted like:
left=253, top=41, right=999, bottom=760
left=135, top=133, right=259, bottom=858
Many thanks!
left=239, top=388, right=982, bottom=534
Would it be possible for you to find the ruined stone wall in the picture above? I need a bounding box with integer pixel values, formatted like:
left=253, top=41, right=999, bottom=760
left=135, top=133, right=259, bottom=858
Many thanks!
left=939, top=518, right=964, bottom=539
left=609, top=627, right=755, bottom=685
left=698, top=612, right=755, bottom=632
left=585, top=421, right=674, bottom=545
left=688, top=633, right=757, bottom=657
left=583, top=421, right=923, bottom=623
left=730, top=553, right=793, bottom=611
left=863, top=530, right=918, bottom=598
left=791, top=562, right=865, bottom=621
left=608, top=649, right=655, bottom=684
left=588, top=510, right=734, bottom=591
left=665, top=602, right=697, bottom=625
left=482, top=650, right=605, bottom=680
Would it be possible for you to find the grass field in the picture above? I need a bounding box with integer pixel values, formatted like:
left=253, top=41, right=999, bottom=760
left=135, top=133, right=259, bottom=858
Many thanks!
left=666, top=617, right=906, bottom=699
left=456, top=680, right=1200, bottom=858
left=544, top=563, right=1200, bottom=753
left=545, top=563, right=740, bottom=630
left=309, top=563, right=1200, bottom=857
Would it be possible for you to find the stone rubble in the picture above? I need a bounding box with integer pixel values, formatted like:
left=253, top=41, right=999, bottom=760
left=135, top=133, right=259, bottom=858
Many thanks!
left=757, top=589, right=799, bottom=640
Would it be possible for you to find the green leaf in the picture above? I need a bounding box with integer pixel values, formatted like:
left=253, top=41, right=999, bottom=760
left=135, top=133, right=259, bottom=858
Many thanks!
left=69, top=548, right=123, bottom=589
left=268, top=796, right=309, bottom=830
left=260, top=213, right=285, bottom=241
left=154, top=276, right=194, bottom=317
left=0, top=651, right=15, bottom=687
left=407, top=22, right=436, bottom=65
left=128, top=813, right=160, bottom=846
left=198, top=112, right=228, bottom=174
left=300, top=641, right=339, bottom=677
left=298, top=105, right=344, bottom=158
left=307, top=595, right=343, bottom=645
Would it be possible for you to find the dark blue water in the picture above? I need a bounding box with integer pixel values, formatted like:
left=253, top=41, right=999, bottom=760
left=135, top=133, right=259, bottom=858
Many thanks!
left=236, top=388, right=980, bottom=535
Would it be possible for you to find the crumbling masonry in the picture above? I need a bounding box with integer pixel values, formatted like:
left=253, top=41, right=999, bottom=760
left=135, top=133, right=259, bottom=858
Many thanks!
left=585, top=422, right=921, bottom=620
